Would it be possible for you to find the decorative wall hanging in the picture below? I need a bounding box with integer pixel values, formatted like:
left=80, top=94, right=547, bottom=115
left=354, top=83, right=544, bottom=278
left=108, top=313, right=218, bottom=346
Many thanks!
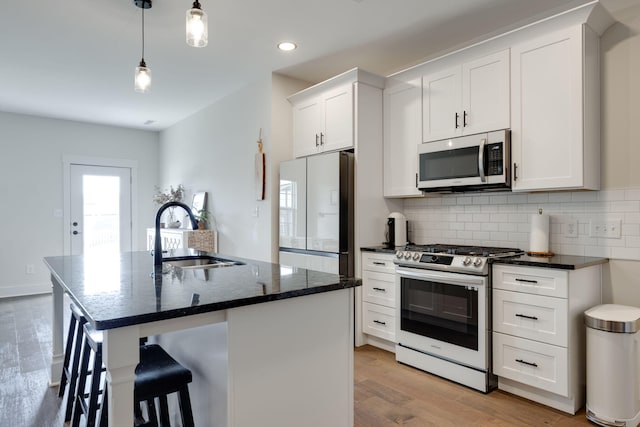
left=255, top=129, right=266, bottom=200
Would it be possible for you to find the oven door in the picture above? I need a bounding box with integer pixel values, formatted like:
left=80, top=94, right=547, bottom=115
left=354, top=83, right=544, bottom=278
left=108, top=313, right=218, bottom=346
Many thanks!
left=395, top=266, right=488, bottom=370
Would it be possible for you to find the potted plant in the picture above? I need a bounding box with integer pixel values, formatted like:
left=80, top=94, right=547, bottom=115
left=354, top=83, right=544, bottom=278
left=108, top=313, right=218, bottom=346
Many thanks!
left=195, top=209, right=211, bottom=229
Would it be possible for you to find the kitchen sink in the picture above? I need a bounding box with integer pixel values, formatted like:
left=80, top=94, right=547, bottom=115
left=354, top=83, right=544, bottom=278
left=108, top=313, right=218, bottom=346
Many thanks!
left=164, top=256, right=244, bottom=270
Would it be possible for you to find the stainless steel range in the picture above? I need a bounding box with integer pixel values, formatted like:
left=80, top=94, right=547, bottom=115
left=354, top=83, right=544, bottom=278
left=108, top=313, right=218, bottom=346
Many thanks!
left=394, top=243, right=523, bottom=392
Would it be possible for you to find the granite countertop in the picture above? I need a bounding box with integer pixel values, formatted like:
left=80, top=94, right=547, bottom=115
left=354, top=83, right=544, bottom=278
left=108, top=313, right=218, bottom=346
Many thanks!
left=44, top=250, right=360, bottom=330
left=491, top=253, right=609, bottom=270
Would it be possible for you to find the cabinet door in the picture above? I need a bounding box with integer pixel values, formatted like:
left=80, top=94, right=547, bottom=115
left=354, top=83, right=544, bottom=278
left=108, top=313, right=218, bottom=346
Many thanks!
left=383, top=79, right=422, bottom=197
left=422, top=66, right=462, bottom=142
left=462, top=49, right=510, bottom=135
left=510, top=26, right=584, bottom=191
left=321, top=83, right=353, bottom=152
left=293, top=97, right=322, bottom=158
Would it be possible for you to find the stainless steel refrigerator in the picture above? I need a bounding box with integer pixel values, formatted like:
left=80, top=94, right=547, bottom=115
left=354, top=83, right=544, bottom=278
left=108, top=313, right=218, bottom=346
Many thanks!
left=279, top=151, right=354, bottom=276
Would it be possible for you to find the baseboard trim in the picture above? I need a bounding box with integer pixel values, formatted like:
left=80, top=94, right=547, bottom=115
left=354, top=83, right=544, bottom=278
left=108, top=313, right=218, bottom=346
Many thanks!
left=0, top=283, right=52, bottom=299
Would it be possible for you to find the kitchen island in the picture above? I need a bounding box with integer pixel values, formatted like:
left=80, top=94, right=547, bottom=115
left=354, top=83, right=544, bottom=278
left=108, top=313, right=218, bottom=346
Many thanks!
left=44, top=250, right=360, bottom=427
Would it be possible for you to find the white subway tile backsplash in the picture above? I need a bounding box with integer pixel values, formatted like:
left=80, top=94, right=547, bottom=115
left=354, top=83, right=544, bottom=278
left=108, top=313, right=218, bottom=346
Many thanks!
left=403, top=187, right=640, bottom=261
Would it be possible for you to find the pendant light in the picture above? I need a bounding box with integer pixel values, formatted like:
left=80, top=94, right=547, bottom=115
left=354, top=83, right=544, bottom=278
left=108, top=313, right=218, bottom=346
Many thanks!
left=134, top=0, right=152, bottom=93
left=186, top=0, right=208, bottom=48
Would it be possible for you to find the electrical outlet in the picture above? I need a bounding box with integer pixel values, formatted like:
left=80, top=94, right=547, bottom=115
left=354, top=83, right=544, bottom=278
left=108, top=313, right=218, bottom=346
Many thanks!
left=564, top=218, right=578, bottom=238
left=26, top=264, right=35, bottom=274
left=589, top=219, right=622, bottom=239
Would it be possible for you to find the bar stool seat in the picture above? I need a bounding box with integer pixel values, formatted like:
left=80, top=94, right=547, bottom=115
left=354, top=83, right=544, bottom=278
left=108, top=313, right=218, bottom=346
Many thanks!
left=72, top=323, right=194, bottom=427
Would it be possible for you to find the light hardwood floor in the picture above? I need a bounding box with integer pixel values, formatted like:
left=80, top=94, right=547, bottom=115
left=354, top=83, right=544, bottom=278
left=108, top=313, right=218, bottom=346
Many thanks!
left=354, top=345, right=593, bottom=426
left=1, top=294, right=594, bottom=426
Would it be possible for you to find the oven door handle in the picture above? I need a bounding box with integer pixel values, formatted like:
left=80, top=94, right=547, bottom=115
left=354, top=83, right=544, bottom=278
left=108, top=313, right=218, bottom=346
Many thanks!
left=396, top=267, right=486, bottom=287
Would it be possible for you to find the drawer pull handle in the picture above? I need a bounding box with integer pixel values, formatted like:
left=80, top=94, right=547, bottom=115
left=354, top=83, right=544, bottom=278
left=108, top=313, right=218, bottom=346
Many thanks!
left=373, top=320, right=386, bottom=326
left=515, top=313, right=538, bottom=321
left=515, top=278, right=538, bottom=284
left=372, top=287, right=386, bottom=292
left=515, top=359, right=538, bottom=368
left=372, top=261, right=386, bottom=266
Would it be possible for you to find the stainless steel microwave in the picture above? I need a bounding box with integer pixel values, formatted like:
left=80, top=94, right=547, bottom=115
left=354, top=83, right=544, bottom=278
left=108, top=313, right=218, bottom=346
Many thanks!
left=417, top=129, right=510, bottom=192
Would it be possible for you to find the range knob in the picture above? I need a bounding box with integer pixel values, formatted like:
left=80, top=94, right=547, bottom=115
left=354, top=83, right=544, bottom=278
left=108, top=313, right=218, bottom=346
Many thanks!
left=412, top=252, right=421, bottom=261
left=395, top=251, right=404, bottom=259
left=404, top=252, right=412, bottom=260
left=463, top=256, right=472, bottom=266
left=473, top=258, right=483, bottom=267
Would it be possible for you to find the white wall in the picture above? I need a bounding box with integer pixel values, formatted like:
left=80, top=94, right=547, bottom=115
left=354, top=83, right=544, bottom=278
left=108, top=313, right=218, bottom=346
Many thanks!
left=158, top=73, right=309, bottom=262
left=0, top=112, right=159, bottom=297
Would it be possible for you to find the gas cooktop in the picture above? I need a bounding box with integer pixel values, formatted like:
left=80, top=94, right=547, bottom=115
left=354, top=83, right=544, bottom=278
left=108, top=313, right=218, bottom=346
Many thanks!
left=394, top=243, right=524, bottom=275
left=404, top=243, right=523, bottom=257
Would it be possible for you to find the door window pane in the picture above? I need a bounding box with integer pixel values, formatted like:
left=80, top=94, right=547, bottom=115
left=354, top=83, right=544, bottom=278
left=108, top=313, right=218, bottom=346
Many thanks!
left=83, top=175, right=120, bottom=255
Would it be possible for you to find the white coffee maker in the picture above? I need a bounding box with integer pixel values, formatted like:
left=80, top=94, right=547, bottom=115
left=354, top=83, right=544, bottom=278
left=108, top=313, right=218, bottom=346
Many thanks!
left=385, top=212, right=407, bottom=248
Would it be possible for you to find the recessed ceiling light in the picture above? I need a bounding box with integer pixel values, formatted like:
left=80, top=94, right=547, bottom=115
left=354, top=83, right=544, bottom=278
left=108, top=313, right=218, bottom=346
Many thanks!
left=277, top=41, right=297, bottom=52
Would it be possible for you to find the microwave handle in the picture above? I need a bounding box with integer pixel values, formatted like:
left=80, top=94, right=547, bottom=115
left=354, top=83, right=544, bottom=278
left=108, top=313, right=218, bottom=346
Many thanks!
left=478, top=138, right=486, bottom=182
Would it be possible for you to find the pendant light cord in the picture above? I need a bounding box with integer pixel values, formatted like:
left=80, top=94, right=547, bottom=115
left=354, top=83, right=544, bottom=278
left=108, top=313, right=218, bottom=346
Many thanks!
left=141, top=2, right=145, bottom=61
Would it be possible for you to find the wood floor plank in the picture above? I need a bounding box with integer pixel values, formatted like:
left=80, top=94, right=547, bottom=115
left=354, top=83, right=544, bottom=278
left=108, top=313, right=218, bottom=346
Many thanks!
left=0, top=295, right=597, bottom=426
left=354, top=345, right=593, bottom=427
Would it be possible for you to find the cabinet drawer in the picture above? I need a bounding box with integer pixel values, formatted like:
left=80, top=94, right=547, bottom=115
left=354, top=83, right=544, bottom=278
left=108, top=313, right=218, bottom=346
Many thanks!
left=493, top=289, right=568, bottom=346
left=363, top=302, right=396, bottom=342
left=362, top=252, right=396, bottom=274
left=363, top=270, right=396, bottom=307
left=493, top=332, right=568, bottom=397
left=493, top=265, right=568, bottom=298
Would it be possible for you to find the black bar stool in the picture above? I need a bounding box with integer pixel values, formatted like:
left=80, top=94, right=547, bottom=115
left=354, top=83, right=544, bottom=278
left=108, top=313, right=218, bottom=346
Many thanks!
left=71, top=323, right=195, bottom=427
left=58, top=303, right=88, bottom=422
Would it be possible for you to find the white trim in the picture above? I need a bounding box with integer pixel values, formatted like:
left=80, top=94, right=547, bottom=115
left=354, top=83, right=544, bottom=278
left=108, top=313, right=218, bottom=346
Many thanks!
left=0, top=282, right=51, bottom=299
left=62, top=155, right=139, bottom=255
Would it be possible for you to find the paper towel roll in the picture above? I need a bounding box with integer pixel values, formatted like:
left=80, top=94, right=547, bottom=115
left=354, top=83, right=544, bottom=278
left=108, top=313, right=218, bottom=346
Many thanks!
left=529, top=212, right=550, bottom=254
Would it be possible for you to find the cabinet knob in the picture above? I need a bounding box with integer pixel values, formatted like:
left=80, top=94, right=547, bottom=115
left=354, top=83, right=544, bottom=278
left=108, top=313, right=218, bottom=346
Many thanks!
left=463, top=110, right=468, bottom=127
left=455, top=112, right=460, bottom=129
left=320, top=132, right=324, bottom=146
left=72, top=230, right=79, bottom=235
left=315, top=134, right=319, bottom=147
left=513, top=163, right=518, bottom=181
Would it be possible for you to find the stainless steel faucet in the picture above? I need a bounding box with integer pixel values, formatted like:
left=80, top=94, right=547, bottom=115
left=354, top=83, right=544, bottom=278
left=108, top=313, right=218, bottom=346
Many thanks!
left=154, top=201, right=199, bottom=266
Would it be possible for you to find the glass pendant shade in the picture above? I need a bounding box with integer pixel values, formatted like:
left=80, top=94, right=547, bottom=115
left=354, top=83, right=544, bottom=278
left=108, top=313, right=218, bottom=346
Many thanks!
left=186, top=4, right=208, bottom=47
left=134, top=61, right=152, bottom=93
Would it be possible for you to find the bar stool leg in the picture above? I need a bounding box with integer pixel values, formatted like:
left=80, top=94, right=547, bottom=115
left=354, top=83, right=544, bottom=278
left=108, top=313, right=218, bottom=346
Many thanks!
left=158, top=394, right=170, bottom=426
left=178, top=386, right=195, bottom=427
left=64, top=321, right=85, bottom=421
left=58, top=313, right=77, bottom=398
left=146, top=398, right=159, bottom=427
left=85, top=348, right=103, bottom=427
left=71, top=337, right=91, bottom=427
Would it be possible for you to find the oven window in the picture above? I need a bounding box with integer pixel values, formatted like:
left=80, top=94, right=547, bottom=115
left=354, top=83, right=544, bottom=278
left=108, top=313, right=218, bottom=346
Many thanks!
left=419, top=146, right=479, bottom=181
left=400, top=276, right=478, bottom=350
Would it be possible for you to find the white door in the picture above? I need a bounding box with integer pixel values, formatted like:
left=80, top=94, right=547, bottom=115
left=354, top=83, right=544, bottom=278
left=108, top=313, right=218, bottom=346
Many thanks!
left=69, top=164, right=132, bottom=255
left=462, top=49, right=510, bottom=135
left=422, top=66, right=462, bottom=142
left=293, top=98, right=322, bottom=158
left=383, top=79, right=422, bottom=197
left=321, top=83, right=353, bottom=152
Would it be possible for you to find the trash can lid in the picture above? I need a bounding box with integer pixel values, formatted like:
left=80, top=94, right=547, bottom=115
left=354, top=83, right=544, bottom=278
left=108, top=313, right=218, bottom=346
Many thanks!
left=584, top=304, right=640, bottom=333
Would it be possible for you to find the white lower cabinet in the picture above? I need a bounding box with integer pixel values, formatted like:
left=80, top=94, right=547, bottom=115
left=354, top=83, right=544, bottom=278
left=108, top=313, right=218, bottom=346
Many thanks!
left=361, top=252, right=397, bottom=351
left=492, top=263, right=601, bottom=414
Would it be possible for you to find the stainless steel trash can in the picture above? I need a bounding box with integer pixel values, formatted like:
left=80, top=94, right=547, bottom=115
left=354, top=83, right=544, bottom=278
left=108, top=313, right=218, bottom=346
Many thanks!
left=585, top=304, right=640, bottom=427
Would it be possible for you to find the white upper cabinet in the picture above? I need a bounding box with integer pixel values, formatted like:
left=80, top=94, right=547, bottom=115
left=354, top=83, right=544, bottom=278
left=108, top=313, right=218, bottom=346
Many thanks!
left=511, top=25, right=600, bottom=192
left=383, top=79, right=422, bottom=198
left=292, top=83, right=353, bottom=157
left=422, top=49, right=510, bottom=142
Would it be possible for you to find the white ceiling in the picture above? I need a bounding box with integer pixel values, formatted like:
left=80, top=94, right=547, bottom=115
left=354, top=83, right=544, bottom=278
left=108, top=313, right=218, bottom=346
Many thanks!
left=0, top=0, right=606, bottom=131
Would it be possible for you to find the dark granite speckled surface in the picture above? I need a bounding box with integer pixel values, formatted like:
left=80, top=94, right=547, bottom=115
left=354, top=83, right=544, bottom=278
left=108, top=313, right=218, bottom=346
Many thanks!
left=491, top=254, right=609, bottom=270
left=43, top=250, right=360, bottom=330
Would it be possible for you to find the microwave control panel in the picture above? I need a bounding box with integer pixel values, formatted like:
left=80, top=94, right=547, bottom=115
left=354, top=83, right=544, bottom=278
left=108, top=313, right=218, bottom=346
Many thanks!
left=486, top=142, right=504, bottom=176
